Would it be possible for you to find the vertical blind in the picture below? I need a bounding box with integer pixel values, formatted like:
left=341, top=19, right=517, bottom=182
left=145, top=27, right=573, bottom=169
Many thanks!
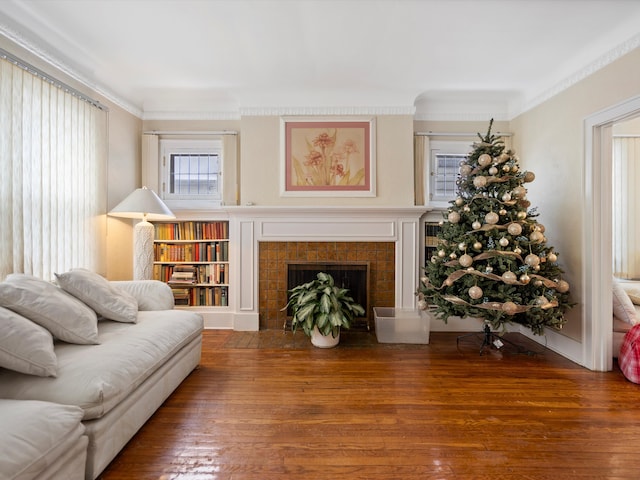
left=0, top=54, right=108, bottom=281
left=612, top=136, right=640, bottom=279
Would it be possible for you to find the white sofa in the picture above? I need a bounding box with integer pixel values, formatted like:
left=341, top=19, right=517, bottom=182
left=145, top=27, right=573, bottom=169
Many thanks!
left=613, top=278, right=640, bottom=357
left=0, top=271, right=203, bottom=480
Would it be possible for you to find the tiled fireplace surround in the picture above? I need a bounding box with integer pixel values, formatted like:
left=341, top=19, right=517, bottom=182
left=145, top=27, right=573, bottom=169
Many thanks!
left=221, top=206, right=427, bottom=331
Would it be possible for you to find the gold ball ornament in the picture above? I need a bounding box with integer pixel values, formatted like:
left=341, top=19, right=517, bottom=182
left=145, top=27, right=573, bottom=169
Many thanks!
left=502, top=192, right=512, bottom=202
left=458, top=242, right=467, bottom=251
left=556, top=280, right=570, bottom=293
left=448, top=211, right=461, bottom=223
left=520, top=273, right=531, bottom=284
left=502, top=271, right=517, bottom=282
left=499, top=237, right=509, bottom=247
left=517, top=211, right=527, bottom=220
left=523, top=171, right=536, bottom=183
left=485, top=211, right=499, bottom=224
left=511, top=165, right=519, bottom=173
left=463, top=205, right=471, bottom=212
left=468, top=286, right=483, bottom=299
left=489, top=166, right=498, bottom=175
left=478, top=154, right=492, bottom=166
left=460, top=165, right=472, bottom=176
left=503, top=301, right=518, bottom=315
left=512, top=186, right=527, bottom=198
left=438, top=250, right=446, bottom=258
left=473, top=176, right=488, bottom=188
left=525, top=254, right=540, bottom=267
left=514, top=247, right=522, bottom=254
left=503, top=165, right=511, bottom=172
left=449, top=252, right=457, bottom=259
left=459, top=254, right=473, bottom=267
left=547, top=252, right=558, bottom=263
left=535, top=296, right=549, bottom=306
left=499, top=209, right=507, bottom=216
left=507, top=223, right=522, bottom=236
left=472, top=221, right=482, bottom=230
left=530, top=231, right=544, bottom=243
left=431, top=256, right=438, bottom=263
left=455, top=197, right=464, bottom=206
left=499, top=153, right=510, bottom=162
left=473, top=241, right=482, bottom=250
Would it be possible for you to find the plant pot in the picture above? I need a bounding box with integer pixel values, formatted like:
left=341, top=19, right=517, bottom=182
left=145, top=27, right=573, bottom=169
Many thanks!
left=310, top=326, right=340, bottom=348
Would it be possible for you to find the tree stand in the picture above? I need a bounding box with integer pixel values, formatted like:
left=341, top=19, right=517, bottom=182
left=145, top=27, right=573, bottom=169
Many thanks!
left=457, top=324, right=536, bottom=356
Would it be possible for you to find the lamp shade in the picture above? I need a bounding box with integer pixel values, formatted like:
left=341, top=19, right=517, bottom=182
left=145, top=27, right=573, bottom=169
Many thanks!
left=108, top=187, right=175, bottom=221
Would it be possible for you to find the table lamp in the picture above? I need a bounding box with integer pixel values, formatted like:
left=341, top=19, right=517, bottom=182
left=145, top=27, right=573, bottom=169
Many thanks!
left=108, top=187, right=175, bottom=280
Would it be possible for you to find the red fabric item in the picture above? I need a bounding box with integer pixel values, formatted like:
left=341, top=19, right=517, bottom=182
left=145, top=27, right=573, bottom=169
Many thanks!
left=619, top=324, right=640, bottom=384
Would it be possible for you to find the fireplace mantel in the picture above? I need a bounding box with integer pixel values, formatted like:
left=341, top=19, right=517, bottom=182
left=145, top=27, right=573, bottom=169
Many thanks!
left=219, top=205, right=430, bottom=330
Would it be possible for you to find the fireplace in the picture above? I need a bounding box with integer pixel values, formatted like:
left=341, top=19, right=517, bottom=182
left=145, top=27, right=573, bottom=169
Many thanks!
left=285, top=261, right=370, bottom=329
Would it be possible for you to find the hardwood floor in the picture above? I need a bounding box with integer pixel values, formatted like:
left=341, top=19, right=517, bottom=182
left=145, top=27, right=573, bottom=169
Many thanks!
left=99, top=329, right=640, bottom=479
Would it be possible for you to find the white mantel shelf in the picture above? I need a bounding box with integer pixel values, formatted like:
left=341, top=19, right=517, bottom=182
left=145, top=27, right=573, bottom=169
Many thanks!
left=186, top=205, right=432, bottom=330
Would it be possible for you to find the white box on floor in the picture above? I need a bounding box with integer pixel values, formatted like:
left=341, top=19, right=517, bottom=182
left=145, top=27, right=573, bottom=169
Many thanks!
left=373, top=307, right=430, bottom=344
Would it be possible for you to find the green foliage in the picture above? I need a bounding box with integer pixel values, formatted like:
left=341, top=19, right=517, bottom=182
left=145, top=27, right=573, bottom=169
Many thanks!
left=283, top=272, right=366, bottom=338
left=417, top=119, right=573, bottom=335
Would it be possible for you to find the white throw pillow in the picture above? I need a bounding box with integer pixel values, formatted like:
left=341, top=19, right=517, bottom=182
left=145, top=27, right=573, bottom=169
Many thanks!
left=56, top=268, right=138, bottom=323
left=612, top=277, right=637, bottom=325
left=619, top=282, right=640, bottom=306
left=0, top=273, right=99, bottom=344
left=0, top=306, right=57, bottom=377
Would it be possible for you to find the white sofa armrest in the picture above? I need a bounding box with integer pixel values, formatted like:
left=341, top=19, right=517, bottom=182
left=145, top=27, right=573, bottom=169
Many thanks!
left=110, top=280, right=175, bottom=311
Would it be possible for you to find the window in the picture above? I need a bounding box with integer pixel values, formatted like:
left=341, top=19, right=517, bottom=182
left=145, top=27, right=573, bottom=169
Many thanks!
left=427, top=141, right=471, bottom=204
left=160, top=139, right=223, bottom=207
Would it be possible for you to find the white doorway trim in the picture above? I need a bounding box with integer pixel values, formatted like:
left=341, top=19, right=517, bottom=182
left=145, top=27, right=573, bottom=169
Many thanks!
left=584, top=95, right=640, bottom=371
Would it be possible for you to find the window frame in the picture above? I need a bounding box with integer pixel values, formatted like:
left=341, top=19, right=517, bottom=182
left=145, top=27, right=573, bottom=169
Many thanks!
left=159, top=138, right=224, bottom=209
left=426, top=140, right=471, bottom=207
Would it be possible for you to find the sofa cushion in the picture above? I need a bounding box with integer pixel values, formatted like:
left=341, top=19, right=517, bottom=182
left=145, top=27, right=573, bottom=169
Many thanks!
left=110, top=280, right=175, bottom=311
left=55, top=268, right=138, bottom=323
left=0, top=309, right=203, bottom=420
left=0, top=274, right=99, bottom=344
left=0, top=306, right=57, bottom=377
left=612, top=277, right=637, bottom=325
left=619, top=281, right=640, bottom=305
left=0, top=399, right=85, bottom=480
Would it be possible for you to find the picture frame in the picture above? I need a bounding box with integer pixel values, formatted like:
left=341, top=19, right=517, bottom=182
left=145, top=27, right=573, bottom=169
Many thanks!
left=280, top=116, right=376, bottom=197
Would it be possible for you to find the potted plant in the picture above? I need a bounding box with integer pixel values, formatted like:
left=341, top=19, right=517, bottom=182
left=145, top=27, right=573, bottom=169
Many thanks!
left=283, top=271, right=366, bottom=348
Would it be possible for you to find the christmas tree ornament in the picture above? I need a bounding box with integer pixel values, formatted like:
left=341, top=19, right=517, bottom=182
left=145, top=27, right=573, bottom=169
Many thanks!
left=460, top=164, right=472, bottom=176
left=478, top=154, right=492, bottom=166
left=499, top=237, right=509, bottom=247
left=469, top=286, right=483, bottom=299
left=455, top=197, right=464, bottom=206
left=535, top=296, right=549, bottom=306
left=547, top=252, right=558, bottom=263
left=530, top=231, right=544, bottom=243
left=473, top=241, right=482, bottom=250
left=448, top=211, right=461, bottom=223
left=458, top=242, right=467, bottom=251
left=520, top=273, right=531, bottom=284
left=556, top=280, right=570, bottom=293
left=512, top=186, right=527, bottom=198
left=449, top=252, right=457, bottom=259
left=499, top=208, right=507, bottom=216
left=513, top=247, right=522, bottom=254
left=485, top=266, right=493, bottom=273
left=524, top=171, right=536, bottom=183
left=473, top=176, right=487, bottom=188
left=438, top=249, right=446, bottom=258
left=502, top=271, right=517, bottom=282
left=459, top=254, right=473, bottom=267
left=485, top=211, right=499, bottom=224
left=517, top=211, right=527, bottom=220
left=502, top=192, right=512, bottom=202
left=507, top=223, right=522, bottom=235
left=525, top=254, right=540, bottom=267
left=503, top=301, right=518, bottom=315
left=463, top=205, right=471, bottom=212
left=489, top=166, right=498, bottom=175
left=503, top=165, right=511, bottom=172
left=472, top=221, right=482, bottom=230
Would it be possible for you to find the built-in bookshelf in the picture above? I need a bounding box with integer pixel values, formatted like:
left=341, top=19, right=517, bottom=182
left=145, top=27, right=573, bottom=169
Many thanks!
left=424, top=221, right=442, bottom=265
left=152, top=220, right=229, bottom=307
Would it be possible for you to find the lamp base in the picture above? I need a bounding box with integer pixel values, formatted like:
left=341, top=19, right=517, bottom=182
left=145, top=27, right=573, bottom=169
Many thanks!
left=133, top=220, right=155, bottom=280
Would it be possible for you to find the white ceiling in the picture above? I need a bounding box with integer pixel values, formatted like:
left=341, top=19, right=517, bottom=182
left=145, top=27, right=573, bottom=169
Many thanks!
left=1, top=0, right=640, bottom=120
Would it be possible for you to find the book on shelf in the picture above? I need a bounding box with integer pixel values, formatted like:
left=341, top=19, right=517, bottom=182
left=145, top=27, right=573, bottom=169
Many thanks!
left=168, top=265, right=197, bottom=285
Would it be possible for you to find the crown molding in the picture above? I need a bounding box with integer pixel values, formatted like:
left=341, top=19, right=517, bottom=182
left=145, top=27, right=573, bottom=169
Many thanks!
left=142, top=110, right=242, bottom=121
left=239, top=105, right=416, bottom=117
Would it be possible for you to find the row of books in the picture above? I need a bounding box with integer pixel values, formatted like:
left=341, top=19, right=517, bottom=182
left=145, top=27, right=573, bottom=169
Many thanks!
left=154, top=241, right=229, bottom=262
left=153, top=264, right=228, bottom=285
left=154, top=221, right=229, bottom=241
left=171, top=286, right=228, bottom=307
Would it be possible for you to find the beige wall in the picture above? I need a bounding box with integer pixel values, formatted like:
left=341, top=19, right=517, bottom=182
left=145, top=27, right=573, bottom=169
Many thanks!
left=511, top=47, right=640, bottom=341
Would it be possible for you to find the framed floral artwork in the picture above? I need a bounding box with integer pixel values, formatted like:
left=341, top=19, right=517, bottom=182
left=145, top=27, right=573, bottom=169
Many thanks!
left=280, top=117, right=376, bottom=196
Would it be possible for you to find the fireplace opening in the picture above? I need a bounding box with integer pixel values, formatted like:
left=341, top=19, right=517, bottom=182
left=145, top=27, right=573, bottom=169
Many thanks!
left=286, top=261, right=370, bottom=329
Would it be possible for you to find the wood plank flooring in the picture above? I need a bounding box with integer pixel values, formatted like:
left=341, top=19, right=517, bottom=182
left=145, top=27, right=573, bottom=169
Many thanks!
left=99, top=330, right=640, bottom=479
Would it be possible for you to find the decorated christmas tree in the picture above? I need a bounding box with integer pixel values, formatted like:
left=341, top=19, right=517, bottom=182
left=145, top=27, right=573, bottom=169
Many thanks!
left=417, top=120, right=572, bottom=335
